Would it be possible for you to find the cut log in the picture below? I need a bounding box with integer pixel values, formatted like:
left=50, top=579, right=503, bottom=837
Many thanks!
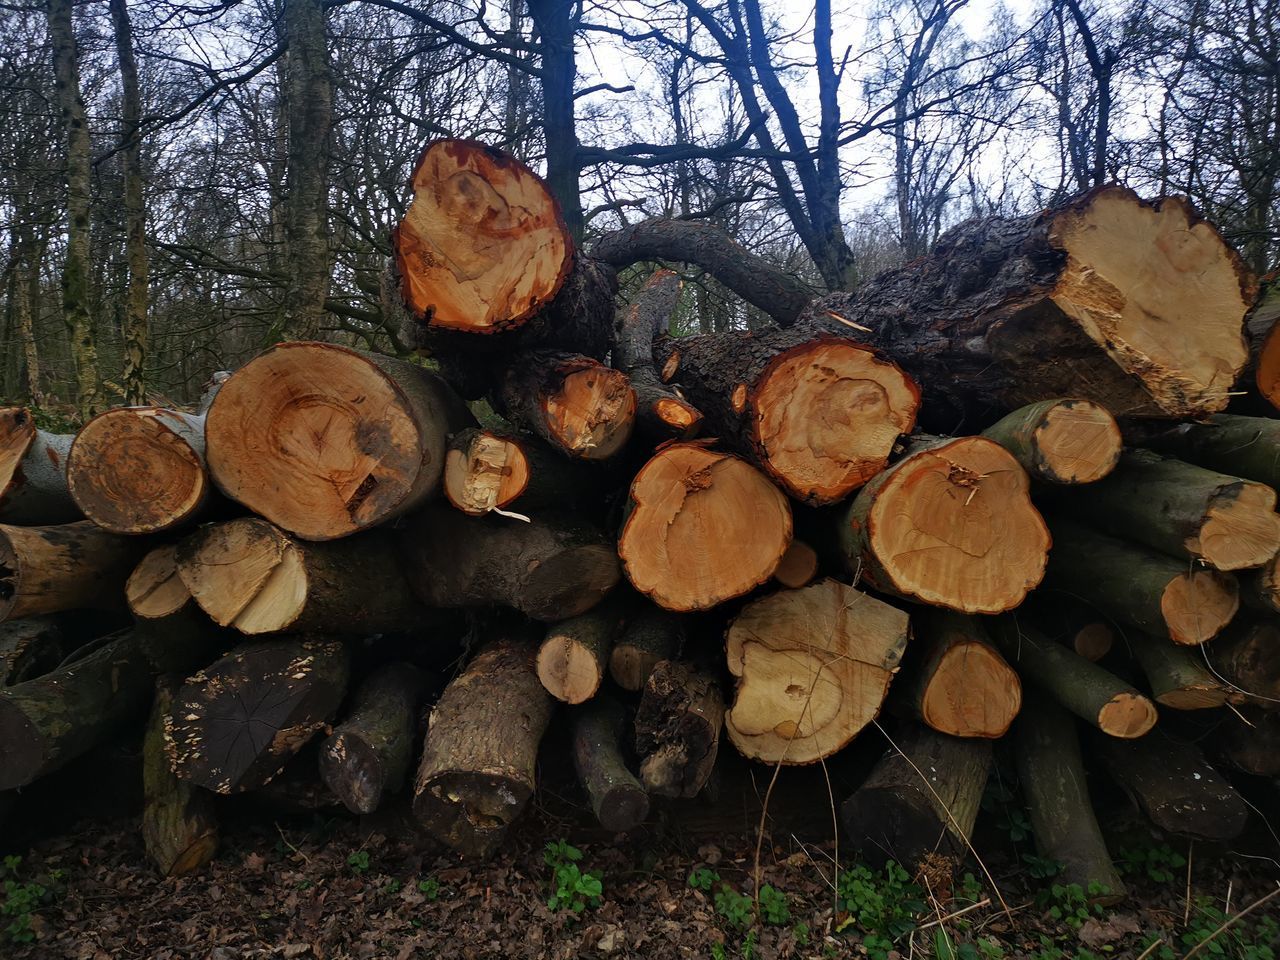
left=0, top=616, right=222, bottom=790
left=773, top=539, right=820, bottom=589
left=0, top=617, right=71, bottom=685
left=1254, top=279, right=1280, bottom=411
left=126, top=545, right=193, bottom=620
left=1149, top=414, right=1280, bottom=491
left=1094, top=731, right=1249, bottom=841
left=495, top=351, right=636, bottom=460
left=166, top=637, right=350, bottom=794
left=1211, top=705, right=1280, bottom=777
left=838, top=436, right=1050, bottom=614
left=1049, top=450, right=1280, bottom=571
left=205, top=341, right=474, bottom=541
left=572, top=695, right=649, bottom=832
left=1127, top=631, right=1237, bottom=709
left=724, top=579, right=909, bottom=764
left=0, top=408, right=79, bottom=524
left=67, top=406, right=210, bottom=533
left=413, top=637, right=552, bottom=858
left=393, top=139, right=573, bottom=336
left=318, top=662, right=428, bottom=815
left=608, top=606, right=682, bottom=691
left=442, top=427, right=597, bottom=518
left=400, top=505, right=620, bottom=621
left=613, top=270, right=703, bottom=440
left=655, top=329, right=919, bottom=505
left=143, top=677, right=217, bottom=876
left=1043, top=516, right=1239, bottom=645
left=0, top=521, right=146, bottom=621
left=1203, top=621, right=1280, bottom=705
left=618, top=442, right=792, bottom=611
left=634, top=660, right=724, bottom=798
left=536, top=603, right=624, bottom=704
left=1019, top=598, right=1115, bottom=661
left=991, top=619, right=1157, bottom=738
left=811, top=186, right=1254, bottom=423
left=902, top=611, right=1021, bottom=739
left=840, top=724, right=991, bottom=873
left=176, top=517, right=425, bottom=635
left=980, top=399, right=1121, bottom=484
left=1014, top=693, right=1126, bottom=902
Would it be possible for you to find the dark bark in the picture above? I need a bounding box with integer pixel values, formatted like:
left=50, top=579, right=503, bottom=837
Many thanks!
left=572, top=696, right=649, bottom=832
left=608, top=605, right=682, bottom=691
left=634, top=660, right=723, bottom=798
left=0, top=522, right=148, bottom=622
left=0, top=617, right=72, bottom=686
left=143, top=677, right=218, bottom=876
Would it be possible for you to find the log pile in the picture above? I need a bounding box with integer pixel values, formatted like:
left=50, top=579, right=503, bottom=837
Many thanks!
left=1, top=141, right=1275, bottom=898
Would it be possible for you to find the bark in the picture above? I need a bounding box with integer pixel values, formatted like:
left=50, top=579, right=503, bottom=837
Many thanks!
left=1014, top=693, right=1126, bottom=902
left=536, top=602, right=624, bottom=704
left=143, top=677, right=217, bottom=876
left=572, top=696, right=649, bottom=832
left=724, top=579, right=909, bottom=764
left=1043, top=516, right=1239, bottom=646
left=809, top=186, right=1255, bottom=425
left=619, top=442, right=792, bottom=612
left=1203, top=621, right=1280, bottom=706
left=1150, top=414, right=1280, bottom=491
left=12, top=252, right=43, bottom=407
left=991, top=618, right=1156, bottom=738
left=0, top=410, right=79, bottom=524
left=413, top=637, right=552, bottom=858
left=634, top=660, right=723, bottom=798
left=67, top=407, right=210, bottom=533
left=1127, top=632, right=1237, bottom=710
left=205, top=341, right=474, bottom=540
left=176, top=517, right=427, bottom=636
left=0, top=522, right=147, bottom=621
left=1018, top=597, right=1115, bottom=661
left=0, top=617, right=72, bottom=686
left=840, top=724, right=991, bottom=873
left=838, top=437, right=1050, bottom=613
left=608, top=605, right=682, bottom=692
left=655, top=328, right=918, bottom=505
left=1211, top=705, right=1280, bottom=777
left=1242, top=551, right=1280, bottom=614
left=442, top=427, right=601, bottom=518
left=525, top=1, right=582, bottom=240
left=399, top=504, right=620, bottom=621
left=318, top=662, right=428, bottom=815
left=166, top=637, right=350, bottom=794
left=1094, top=731, right=1248, bottom=841
left=980, top=398, right=1121, bottom=484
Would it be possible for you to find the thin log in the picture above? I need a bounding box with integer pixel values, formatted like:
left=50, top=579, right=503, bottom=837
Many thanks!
left=0, top=521, right=146, bottom=621
left=1149, top=414, right=1280, bottom=491
left=1211, top=705, right=1280, bottom=777
left=127, top=544, right=193, bottom=620
left=773, top=540, right=819, bottom=589
left=442, top=427, right=599, bottom=518
left=980, top=398, right=1121, bottom=484
left=1127, top=632, right=1238, bottom=709
left=413, top=637, right=553, bottom=858
left=318, top=662, right=428, bottom=815
left=537, top=603, right=624, bottom=704
left=634, top=660, right=724, bottom=798
left=1203, top=621, right=1280, bottom=705
left=0, top=408, right=79, bottom=524
left=143, top=677, right=218, bottom=876
left=608, top=605, right=682, bottom=691
left=1018, top=597, right=1115, bottom=662
left=572, top=696, right=649, bottom=832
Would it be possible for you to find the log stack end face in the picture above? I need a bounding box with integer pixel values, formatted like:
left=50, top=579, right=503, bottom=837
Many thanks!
left=1030, top=400, right=1122, bottom=483
left=0, top=407, right=36, bottom=503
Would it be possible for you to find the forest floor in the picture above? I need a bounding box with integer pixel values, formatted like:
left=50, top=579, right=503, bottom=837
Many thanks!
left=2, top=770, right=1278, bottom=960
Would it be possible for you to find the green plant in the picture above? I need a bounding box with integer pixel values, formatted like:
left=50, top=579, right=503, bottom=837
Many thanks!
left=955, top=872, right=984, bottom=905
left=381, top=879, right=402, bottom=896
left=1178, top=896, right=1278, bottom=960
left=0, top=856, right=60, bottom=946
left=741, top=930, right=758, bottom=960
left=417, top=878, right=440, bottom=901
left=544, top=840, right=603, bottom=915
left=835, top=861, right=927, bottom=959
left=1118, top=844, right=1186, bottom=884
left=792, top=921, right=810, bottom=946
left=1037, top=882, right=1109, bottom=929
left=711, top=943, right=726, bottom=960
left=688, top=867, right=721, bottom=892
left=714, top=885, right=754, bottom=930
left=346, top=850, right=371, bottom=875
left=982, top=780, right=1032, bottom=843
left=1022, top=853, right=1065, bottom=879
left=934, top=930, right=1007, bottom=960
left=757, top=884, right=789, bottom=926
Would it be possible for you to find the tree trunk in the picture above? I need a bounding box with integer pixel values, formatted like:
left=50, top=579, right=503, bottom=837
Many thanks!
left=980, top=399, right=1120, bottom=484
left=176, top=517, right=426, bottom=636
left=840, top=724, right=991, bottom=874
left=613, top=270, right=703, bottom=440
left=655, top=328, right=918, bottom=505
left=318, top=662, right=427, bottom=815
left=572, top=695, right=648, bottom=832
left=902, top=610, right=1021, bottom=739
left=399, top=504, right=620, bottom=621
left=12, top=254, right=43, bottom=407
left=126, top=545, right=193, bottom=621
left=0, top=410, right=79, bottom=524
left=1094, top=731, right=1248, bottom=842
left=413, top=637, right=552, bottom=858
left=991, top=619, right=1156, bottom=738
left=109, top=0, right=149, bottom=405
left=1047, top=450, right=1280, bottom=571
left=67, top=407, right=210, bottom=533
left=0, top=522, right=146, bottom=621
left=47, top=0, right=102, bottom=420
left=443, top=427, right=599, bottom=518
left=143, top=677, right=217, bottom=876
left=619, top=442, right=792, bottom=612
left=525, top=0, right=582, bottom=240
left=166, top=637, right=349, bottom=794
left=205, top=341, right=474, bottom=540
left=838, top=437, right=1050, bottom=614
left=634, top=659, right=723, bottom=798
left=1127, top=631, right=1237, bottom=710
left=537, top=603, right=624, bottom=704
left=608, top=605, right=682, bottom=692
left=1148, top=414, right=1280, bottom=491
left=810, top=186, right=1255, bottom=425
left=1043, top=516, right=1239, bottom=646
left=724, top=578, right=909, bottom=764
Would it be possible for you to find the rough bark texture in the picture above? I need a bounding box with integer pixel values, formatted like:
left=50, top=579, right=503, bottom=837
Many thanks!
left=809, top=187, right=1255, bottom=426
left=166, top=637, right=350, bottom=795
left=537, top=603, right=624, bottom=704
left=1203, top=621, right=1280, bottom=705
left=412, top=637, right=552, bottom=858
left=980, top=398, right=1121, bottom=484
left=1014, top=693, right=1126, bottom=902
left=840, top=724, right=992, bottom=873
left=0, top=412, right=79, bottom=524
left=634, top=660, right=724, bottom=798
left=608, top=606, right=682, bottom=691
left=0, top=617, right=72, bottom=686
left=318, top=662, right=428, bottom=815
left=1211, top=705, right=1280, bottom=777
left=0, top=521, right=146, bottom=621
left=143, top=677, right=217, bottom=876
left=399, top=505, right=620, bottom=621
left=572, top=696, right=649, bottom=832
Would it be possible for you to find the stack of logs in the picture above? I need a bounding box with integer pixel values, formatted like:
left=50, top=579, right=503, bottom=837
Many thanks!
left=1, top=140, right=1278, bottom=898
